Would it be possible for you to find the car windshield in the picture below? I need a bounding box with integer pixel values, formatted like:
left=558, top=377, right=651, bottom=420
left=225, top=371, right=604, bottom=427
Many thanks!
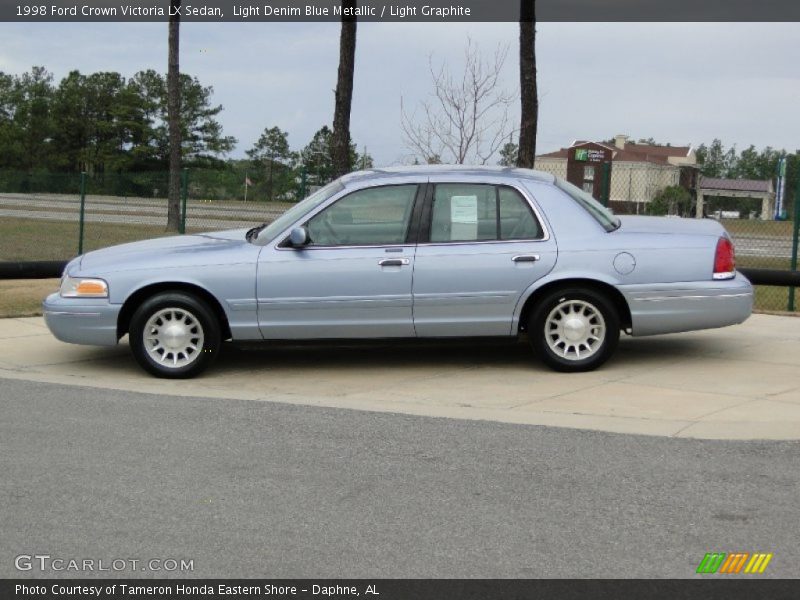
left=248, top=180, right=345, bottom=244
left=555, top=178, right=621, bottom=232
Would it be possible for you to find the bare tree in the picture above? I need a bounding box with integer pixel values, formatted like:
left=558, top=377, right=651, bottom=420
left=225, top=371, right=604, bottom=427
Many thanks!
left=331, top=0, right=357, bottom=179
left=401, top=39, right=515, bottom=165
left=517, top=0, right=538, bottom=168
left=166, top=0, right=182, bottom=231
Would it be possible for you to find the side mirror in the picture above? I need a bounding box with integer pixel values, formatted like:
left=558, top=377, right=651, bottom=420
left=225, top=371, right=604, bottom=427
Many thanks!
left=289, top=226, right=310, bottom=247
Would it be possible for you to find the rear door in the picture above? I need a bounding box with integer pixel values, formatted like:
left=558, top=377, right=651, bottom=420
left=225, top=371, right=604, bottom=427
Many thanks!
left=412, top=178, right=557, bottom=337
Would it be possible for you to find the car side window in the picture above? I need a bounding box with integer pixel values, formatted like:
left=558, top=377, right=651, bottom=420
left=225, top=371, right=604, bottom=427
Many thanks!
left=306, top=184, right=418, bottom=246
left=430, top=184, right=543, bottom=242
left=430, top=184, right=497, bottom=242
left=499, top=186, right=543, bottom=240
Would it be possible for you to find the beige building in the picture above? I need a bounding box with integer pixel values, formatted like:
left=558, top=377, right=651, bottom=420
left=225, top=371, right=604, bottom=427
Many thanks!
left=536, top=135, right=698, bottom=213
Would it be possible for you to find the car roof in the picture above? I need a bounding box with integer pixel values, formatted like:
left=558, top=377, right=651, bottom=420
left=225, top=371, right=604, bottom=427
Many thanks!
left=339, top=165, right=556, bottom=186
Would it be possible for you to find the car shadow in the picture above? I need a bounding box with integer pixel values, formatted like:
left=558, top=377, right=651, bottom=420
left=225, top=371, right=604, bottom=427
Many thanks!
left=210, top=335, right=711, bottom=372
left=59, top=334, right=718, bottom=380
left=219, top=339, right=535, bottom=370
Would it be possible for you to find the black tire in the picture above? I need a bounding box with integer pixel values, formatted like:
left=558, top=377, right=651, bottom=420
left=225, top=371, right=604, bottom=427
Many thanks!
left=129, top=292, right=221, bottom=379
left=529, top=287, right=620, bottom=372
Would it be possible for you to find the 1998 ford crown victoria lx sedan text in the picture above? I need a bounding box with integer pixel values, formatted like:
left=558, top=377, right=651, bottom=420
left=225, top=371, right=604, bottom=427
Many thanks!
left=44, top=166, right=753, bottom=378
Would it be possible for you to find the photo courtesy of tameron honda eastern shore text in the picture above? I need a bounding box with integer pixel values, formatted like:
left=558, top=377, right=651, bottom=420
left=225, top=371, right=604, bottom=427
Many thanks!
left=43, top=166, right=753, bottom=378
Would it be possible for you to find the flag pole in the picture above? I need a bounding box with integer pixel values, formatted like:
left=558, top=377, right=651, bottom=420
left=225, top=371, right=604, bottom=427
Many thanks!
left=244, top=170, right=248, bottom=203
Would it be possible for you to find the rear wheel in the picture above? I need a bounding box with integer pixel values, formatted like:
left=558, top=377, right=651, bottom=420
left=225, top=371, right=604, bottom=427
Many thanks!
left=529, top=288, right=620, bottom=372
left=129, top=292, right=221, bottom=378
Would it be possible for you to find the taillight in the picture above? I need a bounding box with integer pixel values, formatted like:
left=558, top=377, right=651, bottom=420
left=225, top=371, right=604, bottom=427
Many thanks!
left=713, top=237, right=735, bottom=280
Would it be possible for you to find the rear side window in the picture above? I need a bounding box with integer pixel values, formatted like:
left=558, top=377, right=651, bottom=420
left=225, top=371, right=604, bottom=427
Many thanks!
left=555, top=178, right=620, bottom=232
left=499, top=187, right=543, bottom=240
left=430, top=184, right=543, bottom=243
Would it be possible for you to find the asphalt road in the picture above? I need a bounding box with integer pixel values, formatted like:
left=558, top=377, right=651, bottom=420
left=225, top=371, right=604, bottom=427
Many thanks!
left=0, top=192, right=290, bottom=214
left=2, top=378, right=799, bottom=579
left=0, top=192, right=286, bottom=231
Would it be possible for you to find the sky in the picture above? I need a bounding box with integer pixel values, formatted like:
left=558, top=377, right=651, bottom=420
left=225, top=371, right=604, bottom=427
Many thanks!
left=1, top=21, right=798, bottom=165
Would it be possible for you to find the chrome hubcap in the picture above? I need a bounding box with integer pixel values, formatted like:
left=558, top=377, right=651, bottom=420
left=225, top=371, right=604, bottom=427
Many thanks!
left=545, top=299, right=606, bottom=361
left=143, top=308, right=204, bottom=368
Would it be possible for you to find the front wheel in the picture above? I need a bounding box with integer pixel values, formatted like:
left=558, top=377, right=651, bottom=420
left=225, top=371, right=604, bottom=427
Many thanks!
left=129, top=292, right=221, bottom=378
left=529, top=288, right=620, bottom=372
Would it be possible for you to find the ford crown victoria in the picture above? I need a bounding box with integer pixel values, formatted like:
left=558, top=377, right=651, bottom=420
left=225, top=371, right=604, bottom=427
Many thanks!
left=43, top=166, right=753, bottom=378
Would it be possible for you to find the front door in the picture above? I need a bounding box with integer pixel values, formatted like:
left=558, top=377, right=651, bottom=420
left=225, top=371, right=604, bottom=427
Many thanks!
left=257, top=183, right=421, bottom=339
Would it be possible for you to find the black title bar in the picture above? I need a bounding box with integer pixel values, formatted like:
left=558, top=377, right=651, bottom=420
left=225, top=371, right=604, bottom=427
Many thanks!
left=2, top=0, right=800, bottom=22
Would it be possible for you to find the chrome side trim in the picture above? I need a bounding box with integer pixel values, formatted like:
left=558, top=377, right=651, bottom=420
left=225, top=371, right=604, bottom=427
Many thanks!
left=415, top=239, right=548, bottom=248
left=275, top=244, right=415, bottom=252
left=414, top=291, right=516, bottom=300
left=632, top=293, right=753, bottom=303
left=257, top=294, right=410, bottom=305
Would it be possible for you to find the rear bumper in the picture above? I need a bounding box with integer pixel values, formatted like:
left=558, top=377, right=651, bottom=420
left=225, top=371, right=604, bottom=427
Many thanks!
left=620, top=273, right=753, bottom=336
left=43, top=293, right=121, bottom=346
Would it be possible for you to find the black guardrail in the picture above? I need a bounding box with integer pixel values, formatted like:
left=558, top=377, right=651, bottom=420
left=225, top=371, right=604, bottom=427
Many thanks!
left=739, top=268, right=800, bottom=287
left=0, top=261, right=798, bottom=287
left=0, top=261, right=69, bottom=280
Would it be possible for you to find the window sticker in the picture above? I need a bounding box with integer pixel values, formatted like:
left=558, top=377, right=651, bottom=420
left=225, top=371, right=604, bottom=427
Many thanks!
left=450, top=195, right=478, bottom=224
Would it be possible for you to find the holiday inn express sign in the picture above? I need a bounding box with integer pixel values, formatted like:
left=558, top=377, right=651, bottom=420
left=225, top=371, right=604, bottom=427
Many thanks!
left=575, top=149, right=607, bottom=163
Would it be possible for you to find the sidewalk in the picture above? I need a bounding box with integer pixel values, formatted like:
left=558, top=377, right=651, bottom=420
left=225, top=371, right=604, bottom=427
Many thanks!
left=0, top=314, right=798, bottom=440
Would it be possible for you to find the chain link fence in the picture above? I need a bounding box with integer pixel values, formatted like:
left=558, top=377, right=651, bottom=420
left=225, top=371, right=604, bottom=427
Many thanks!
left=0, top=170, right=294, bottom=262
left=707, top=224, right=799, bottom=313
left=1, top=168, right=798, bottom=312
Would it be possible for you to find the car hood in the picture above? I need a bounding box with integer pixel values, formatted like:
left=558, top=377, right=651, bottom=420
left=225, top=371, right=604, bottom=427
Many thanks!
left=616, top=216, right=725, bottom=237
left=75, top=228, right=252, bottom=275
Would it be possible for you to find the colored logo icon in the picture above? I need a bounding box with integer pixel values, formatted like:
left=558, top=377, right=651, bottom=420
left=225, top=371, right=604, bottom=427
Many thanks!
left=696, top=552, right=773, bottom=574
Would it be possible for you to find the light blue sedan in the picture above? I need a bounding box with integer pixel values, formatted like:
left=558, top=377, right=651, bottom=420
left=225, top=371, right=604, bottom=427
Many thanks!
left=43, top=166, right=753, bottom=378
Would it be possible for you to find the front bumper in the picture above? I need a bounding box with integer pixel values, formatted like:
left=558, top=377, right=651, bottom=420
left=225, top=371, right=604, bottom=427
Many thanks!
left=43, top=293, right=121, bottom=346
left=620, top=273, right=754, bottom=336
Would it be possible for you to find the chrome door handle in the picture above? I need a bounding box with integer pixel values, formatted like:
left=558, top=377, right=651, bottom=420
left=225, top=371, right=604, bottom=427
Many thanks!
left=379, top=258, right=410, bottom=267
left=512, top=254, right=540, bottom=263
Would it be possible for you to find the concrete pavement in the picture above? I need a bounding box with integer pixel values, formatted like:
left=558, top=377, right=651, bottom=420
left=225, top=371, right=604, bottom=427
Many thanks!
left=0, top=314, right=798, bottom=440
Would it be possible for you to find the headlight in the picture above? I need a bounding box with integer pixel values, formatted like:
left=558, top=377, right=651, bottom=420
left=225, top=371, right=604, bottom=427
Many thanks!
left=59, top=276, right=109, bottom=298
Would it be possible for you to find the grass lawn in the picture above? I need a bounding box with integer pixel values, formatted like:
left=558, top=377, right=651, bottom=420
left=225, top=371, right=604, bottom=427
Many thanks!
left=0, top=279, right=58, bottom=317
left=737, top=255, right=793, bottom=271
left=722, top=218, right=796, bottom=238
left=0, top=216, right=205, bottom=261
left=754, top=285, right=799, bottom=313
